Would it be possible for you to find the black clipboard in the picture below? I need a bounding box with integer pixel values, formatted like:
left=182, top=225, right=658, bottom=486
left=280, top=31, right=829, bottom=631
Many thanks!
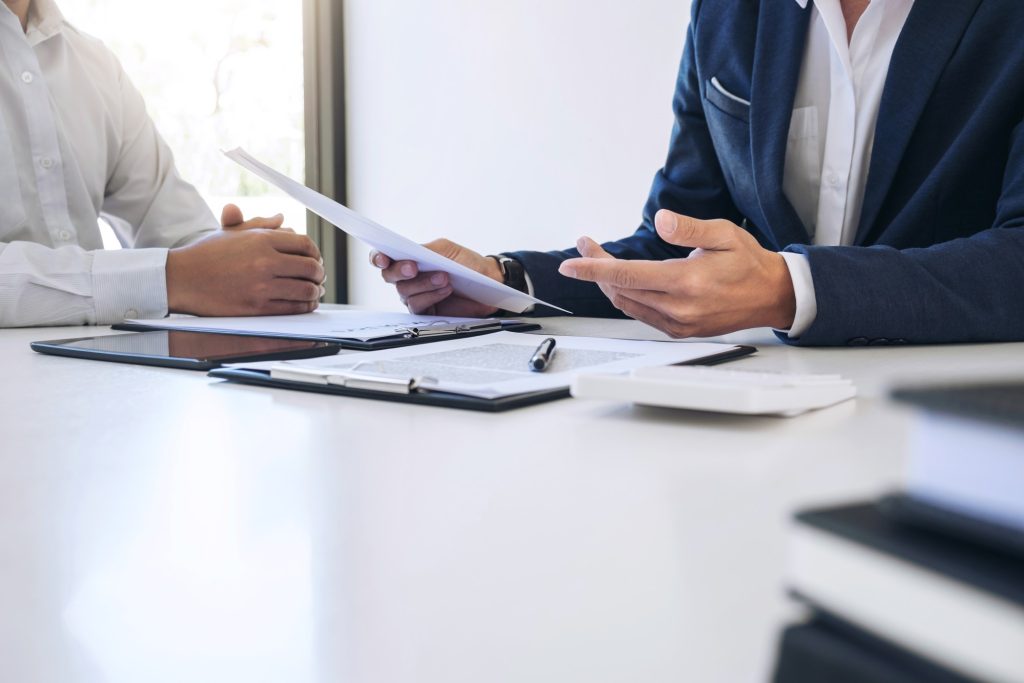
left=112, top=319, right=542, bottom=350
left=206, top=344, right=757, bottom=413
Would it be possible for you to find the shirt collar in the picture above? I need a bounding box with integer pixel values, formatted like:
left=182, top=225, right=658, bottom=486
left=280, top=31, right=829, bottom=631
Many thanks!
left=794, top=0, right=810, bottom=8
left=25, top=0, right=65, bottom=46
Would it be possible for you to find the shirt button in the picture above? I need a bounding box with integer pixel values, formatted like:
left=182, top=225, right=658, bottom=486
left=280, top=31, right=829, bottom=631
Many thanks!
left=827, top=173, right=841, bottom=187
left=39, top=157, right=54, bottom=170
left=125, top=309, right=139, bottom=319
left=58, top=230, right=72, bottom=241
left=21, top=71, right=34, bottom=84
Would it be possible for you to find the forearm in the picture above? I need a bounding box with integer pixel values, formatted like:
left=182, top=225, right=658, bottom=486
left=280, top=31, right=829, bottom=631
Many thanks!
left=781, top=228, right=1024, bottom=346
left=0, top=241, right=168, bottom=327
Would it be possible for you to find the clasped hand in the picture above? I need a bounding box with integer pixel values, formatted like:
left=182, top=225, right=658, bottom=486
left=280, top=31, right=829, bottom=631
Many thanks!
left=558, top=210, right=796, bottom=338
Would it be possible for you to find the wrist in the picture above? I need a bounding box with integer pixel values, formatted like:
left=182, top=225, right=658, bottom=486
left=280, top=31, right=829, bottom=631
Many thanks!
left=165, top=247, right=189, bottom=313
left=484, top=256, right=504, bottom=283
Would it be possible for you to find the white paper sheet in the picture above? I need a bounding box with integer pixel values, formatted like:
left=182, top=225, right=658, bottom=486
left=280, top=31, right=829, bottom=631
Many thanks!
left=223, top=147, right=569, bottom=314
left=125, top=310, right=506, bottom=341
left=258, top=332, right=741, bottom=399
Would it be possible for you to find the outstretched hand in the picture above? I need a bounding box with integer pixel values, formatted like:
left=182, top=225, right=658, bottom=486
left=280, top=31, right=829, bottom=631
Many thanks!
left=558, top=210, right=796, bottom=338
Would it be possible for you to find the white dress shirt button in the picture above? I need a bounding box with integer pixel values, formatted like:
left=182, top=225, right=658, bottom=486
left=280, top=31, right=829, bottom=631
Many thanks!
left=21, top=71, right=34, bottom=84
left=125, top=309, right=138, bottom=319
left=58, top=230, right=72, bottom=241
left=826, top=172, right=841, bottom=187
left=39, top=157, right=54, bottom=170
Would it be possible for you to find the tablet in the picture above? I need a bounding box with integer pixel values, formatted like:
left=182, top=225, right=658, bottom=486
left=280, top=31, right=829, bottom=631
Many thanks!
left=31, top=331, right=343, bottom=370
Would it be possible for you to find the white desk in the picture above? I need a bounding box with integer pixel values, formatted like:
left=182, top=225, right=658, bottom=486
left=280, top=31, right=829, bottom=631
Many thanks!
left=2, top=313, right=1022, bottom=683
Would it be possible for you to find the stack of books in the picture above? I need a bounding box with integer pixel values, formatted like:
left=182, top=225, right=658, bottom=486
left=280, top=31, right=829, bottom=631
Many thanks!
left=772, top=382, right=1024, bottom=683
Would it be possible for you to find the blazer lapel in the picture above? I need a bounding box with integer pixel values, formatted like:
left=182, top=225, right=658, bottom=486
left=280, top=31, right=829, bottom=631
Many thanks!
left=855, top=0, right=984, bottom=245
left=749, top=0, right=812, bottom=249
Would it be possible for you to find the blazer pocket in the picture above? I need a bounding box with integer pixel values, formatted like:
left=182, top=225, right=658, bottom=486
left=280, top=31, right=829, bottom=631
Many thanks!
left=705, top=76, right=751, bottom=122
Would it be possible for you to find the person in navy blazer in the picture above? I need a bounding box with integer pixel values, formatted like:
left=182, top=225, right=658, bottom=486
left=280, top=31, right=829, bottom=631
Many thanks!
left=375, top=0, right=1024, bottom=347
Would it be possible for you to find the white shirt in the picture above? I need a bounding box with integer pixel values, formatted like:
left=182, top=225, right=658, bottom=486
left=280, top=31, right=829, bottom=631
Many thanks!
left=780, top=0, right=915, bottom=336
left=0, top=0, right=216, bottom=327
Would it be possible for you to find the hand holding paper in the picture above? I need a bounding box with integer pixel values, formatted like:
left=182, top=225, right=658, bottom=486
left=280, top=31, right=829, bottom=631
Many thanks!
left=224, top=148, right=569, bottom=314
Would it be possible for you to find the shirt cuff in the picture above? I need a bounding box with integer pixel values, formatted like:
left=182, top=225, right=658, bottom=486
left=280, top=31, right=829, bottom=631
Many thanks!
left=777, top=252, right=818, bottom=339
left=91, top=248, right=169, bottom=324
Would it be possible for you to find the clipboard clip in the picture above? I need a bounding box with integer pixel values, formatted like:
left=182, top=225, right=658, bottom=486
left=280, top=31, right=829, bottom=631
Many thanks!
left=327, top=366, right=437, bottom=395
left=393, top=320, right=504, bottom=339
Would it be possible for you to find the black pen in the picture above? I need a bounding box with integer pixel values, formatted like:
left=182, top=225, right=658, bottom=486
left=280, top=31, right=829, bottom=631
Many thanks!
left=529, top=337, right=557, bottom=372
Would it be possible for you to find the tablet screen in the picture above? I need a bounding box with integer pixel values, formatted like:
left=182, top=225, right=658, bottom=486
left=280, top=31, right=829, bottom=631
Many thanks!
left=55, top=331, right=334, bottom=362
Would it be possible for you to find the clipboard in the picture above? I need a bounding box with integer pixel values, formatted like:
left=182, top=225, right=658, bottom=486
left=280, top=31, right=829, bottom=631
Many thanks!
left=113, top=319, right=542, bottom=350
left=206, top=344, right=757, bottom=413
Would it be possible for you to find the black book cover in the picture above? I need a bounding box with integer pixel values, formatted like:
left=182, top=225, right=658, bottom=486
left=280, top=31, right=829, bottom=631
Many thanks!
left=796, top=503, right=1024, bottom=607
left=891, top=382, right=1024, bottom=431
left=772, top=615, right=981, bottom=683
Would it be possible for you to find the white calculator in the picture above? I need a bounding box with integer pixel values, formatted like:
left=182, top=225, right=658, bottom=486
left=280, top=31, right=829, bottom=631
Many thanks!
left=571, top=365, right=856, bottom=416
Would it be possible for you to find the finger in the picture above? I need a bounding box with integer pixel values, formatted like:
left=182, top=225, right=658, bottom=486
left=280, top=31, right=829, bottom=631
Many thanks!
left=269, top=278, right=323, bottom=302
left=264, top=231, right=321, bottom=259
left=221, top=203, right=244, bottom=227
left=239, top=214, right=285, bottom=230
left=258, top=299, right=320, bottom=316
left=558, top=257, right=672, bottom=291
left=396, top=272, right=449, bottom=300
left=611, top=290, right=691, bottom=339
left=274, top=254, right=325, bottom=283
left=405, top=286, right=454, bottom=314
left=655, top=210, right=736, bottom=251
left=370, top=250, right=391, bottom=269
left=576, top=236, right=614, bottom=260
left=381, top=260, right=419, bottom=284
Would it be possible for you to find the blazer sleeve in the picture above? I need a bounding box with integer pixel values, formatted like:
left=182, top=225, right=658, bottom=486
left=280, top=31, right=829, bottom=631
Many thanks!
left=506, top=0, right=742, bottom=316
left=782, top=115, right=1024, bottom=346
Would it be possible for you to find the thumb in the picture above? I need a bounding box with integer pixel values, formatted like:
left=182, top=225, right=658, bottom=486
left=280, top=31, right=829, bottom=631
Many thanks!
left=655, top=210, right=736, bottom=250
left=221, top=203, right=244, bottom=228
left=576, top=236, right=613, bottom=259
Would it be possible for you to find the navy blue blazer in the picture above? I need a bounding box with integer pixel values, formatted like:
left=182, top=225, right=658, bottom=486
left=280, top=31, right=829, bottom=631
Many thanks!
left=508, top=0, right=1024, bottom=346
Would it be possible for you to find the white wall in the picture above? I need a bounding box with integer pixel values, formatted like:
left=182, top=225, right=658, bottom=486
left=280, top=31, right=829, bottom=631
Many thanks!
left=344, top=0, right=693, bottom=309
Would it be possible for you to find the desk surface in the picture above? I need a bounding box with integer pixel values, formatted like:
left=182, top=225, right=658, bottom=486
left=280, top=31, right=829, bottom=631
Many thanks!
left=2, top=312, right=1022, bottom=683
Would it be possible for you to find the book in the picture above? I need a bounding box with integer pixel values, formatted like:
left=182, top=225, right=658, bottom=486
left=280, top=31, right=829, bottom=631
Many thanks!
left=786, top=502, right=1024, bottom=683
left=890, top=383, right=1024, bottom=543
left=772, top=615, right=981, bottom=683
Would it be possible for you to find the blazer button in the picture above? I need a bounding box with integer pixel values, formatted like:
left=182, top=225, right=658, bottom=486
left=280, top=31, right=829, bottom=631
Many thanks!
left=892, top=338, right=908, bottom=345
left=868, top=338, right=890, bottom=346
left=848, top=337, right=869, bottom=346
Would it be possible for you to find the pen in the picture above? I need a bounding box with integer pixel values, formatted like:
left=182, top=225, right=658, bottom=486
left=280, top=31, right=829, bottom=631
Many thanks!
left=529, top=337, right=557, bottom=372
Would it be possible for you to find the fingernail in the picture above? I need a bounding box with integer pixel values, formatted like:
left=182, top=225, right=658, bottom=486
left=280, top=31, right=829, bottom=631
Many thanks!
left=559, top=263, right=577, bottom=278
left=576, top=237, right=587, bottom=251
left=319, top=285, right=326, bottom=297
left=430, top=273, right=446, bottom=286
left=658, top=211, right=677, bottom=234
left=401, top=264, right=415, bottom=277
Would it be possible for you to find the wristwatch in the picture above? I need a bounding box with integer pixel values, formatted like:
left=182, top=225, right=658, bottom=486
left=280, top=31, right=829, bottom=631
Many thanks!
left=489, top=254, right=529, bottom=294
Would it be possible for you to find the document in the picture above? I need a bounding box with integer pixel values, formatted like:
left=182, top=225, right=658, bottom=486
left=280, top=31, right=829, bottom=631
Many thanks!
left=124, top=309, right=509, bottom=342
left=260, top=332, right=744, bottom=399
left=223, top=147, right=570, bottom=314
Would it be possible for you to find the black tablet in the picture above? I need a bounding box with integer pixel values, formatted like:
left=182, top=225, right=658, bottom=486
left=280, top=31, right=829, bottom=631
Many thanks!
left=31, top=330, right=343, bottom=370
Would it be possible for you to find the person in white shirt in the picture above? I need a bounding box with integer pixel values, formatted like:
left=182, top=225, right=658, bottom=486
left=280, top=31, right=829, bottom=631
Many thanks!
left=373, top=0, right=1024, bottom=346
left=0, top=0, right=325, bottom=327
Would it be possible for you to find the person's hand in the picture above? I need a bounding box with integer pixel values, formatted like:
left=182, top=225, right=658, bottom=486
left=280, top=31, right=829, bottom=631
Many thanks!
left=220, top=203, right=291, bottom=232
left=557, top=210, right=797, bottom=338
left=371, top=239, right=503, bottom=316
left=166, top=229, right=325, bottom=316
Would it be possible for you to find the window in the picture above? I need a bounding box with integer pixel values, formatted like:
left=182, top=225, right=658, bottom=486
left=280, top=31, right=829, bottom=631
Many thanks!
left=59, top=0, right=306, bottom=246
